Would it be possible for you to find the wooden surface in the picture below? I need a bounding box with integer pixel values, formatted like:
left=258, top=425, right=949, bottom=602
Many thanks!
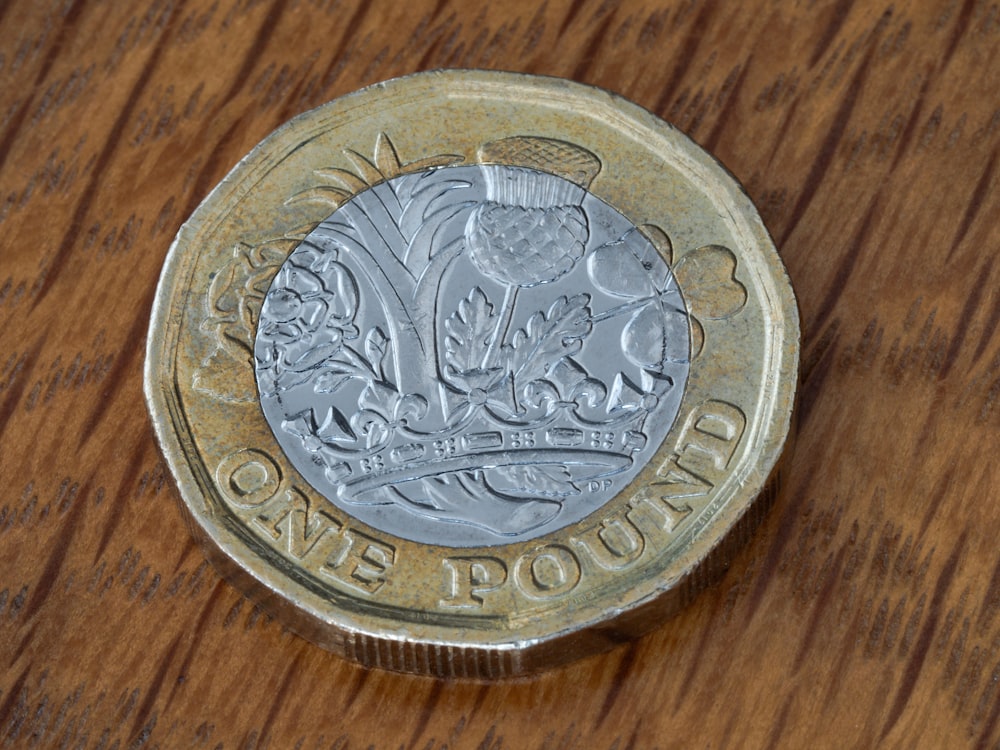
left=1, top=1, right=998, bottom=747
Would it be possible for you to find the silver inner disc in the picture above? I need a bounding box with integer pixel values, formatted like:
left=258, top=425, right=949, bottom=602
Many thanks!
left=254, top=165, right=691, bottom=547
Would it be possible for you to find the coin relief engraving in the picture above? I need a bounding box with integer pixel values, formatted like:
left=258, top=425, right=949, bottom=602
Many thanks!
left=217, top=449, right=397, bottom=594
left=254, top=137, right=693, bottom=547
left=148, top=73, right=799, bottom=673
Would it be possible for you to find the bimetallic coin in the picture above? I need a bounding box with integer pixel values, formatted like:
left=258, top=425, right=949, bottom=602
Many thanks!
left=145, top=71, right=799, bottom=677
left=256, top=160, right=691, bottom=547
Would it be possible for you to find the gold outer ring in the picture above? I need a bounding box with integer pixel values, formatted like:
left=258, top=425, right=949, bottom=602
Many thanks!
left=145, top=70, right=799, bottom=678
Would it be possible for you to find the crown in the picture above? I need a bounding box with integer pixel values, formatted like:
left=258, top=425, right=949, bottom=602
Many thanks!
left=319, top=404, right=650, bottom=513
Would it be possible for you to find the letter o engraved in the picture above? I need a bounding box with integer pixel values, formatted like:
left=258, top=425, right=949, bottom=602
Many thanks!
left=217, top=449, right=281, bottom=508
left=514, top=545, right=582, bottom=599
left=573, top=512, right=646, bottom=571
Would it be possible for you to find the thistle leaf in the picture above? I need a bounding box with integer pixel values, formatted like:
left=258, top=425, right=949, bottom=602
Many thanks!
left=405, top=153, right=464, bottom=171
left=373, top=132, right=403, bottom=178
left=342, top=150, right=384, bottom=186
left=312, top=167, right=369, bottom=193
left=284, top=185, right=352, bottom=209
left=399, top=178, right=474, bottom=242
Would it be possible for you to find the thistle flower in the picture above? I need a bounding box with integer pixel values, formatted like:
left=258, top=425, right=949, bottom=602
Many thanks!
left=466, top=167, right=589, bottom=287
left=464, top=137, right=601, bottom=289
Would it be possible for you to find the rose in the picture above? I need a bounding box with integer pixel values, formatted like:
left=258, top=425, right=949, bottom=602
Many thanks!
left=255, top=260, right=359, bottom=397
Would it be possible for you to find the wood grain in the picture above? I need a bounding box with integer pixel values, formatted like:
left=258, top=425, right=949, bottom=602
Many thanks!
left=1, top=0, right=998, bottom=747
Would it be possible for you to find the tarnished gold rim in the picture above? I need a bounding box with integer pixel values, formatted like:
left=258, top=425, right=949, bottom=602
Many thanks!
left=145, top=70, right=799, bottom=677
